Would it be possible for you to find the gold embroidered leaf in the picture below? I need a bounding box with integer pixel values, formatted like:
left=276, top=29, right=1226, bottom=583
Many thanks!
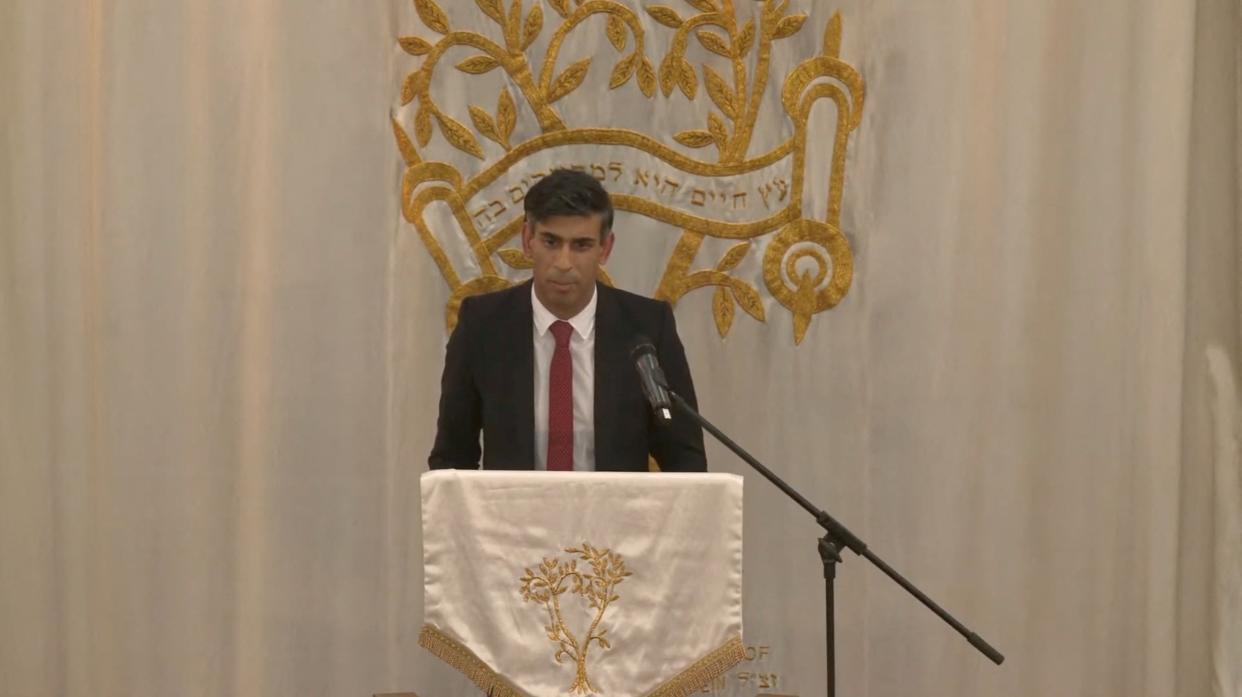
left=498, top=248, right=534, bottom=269
left=607, top=15, right=627, bottom=51
left=547, top=57, right=590, bottom=103
left=456, top=55, right=500, bottom=74
left=673, top=129, right=715, bottom=148
left=398, top=36, right=432, bottom=55
left=695, top=29, right=731, bottom=58
left=822, top=11, right=842, bottom=57
left=677, top=58, right=697, bottom=99
left=685, top=0, right=717, bottom=11
left=718, top=242, right=749, bottom=271
left=646, top=5, right=684, bottom=28
left=703, top=64, right=735, bottom=118
left=392, top=117, right=419, bottom=165
left=637, top=57, right=656, bottom=97
left=475, top=0, right=504, bottom=23
left=400, top=71, right=418, bottom=105
left=414, top=0, right=450, bottom=34
left=608, top=52, right=638, bottom=89
left=505, top=0, right=522, bottom=50
left=434, top=110, right=485, bottom=158
left=414, top=103, right=433, bottom=146
left=712, top=285, right=734, bottom=337
left=548, top=0, right=570, bottom=18
left=774, top=13, right=808, bottom=39
left=731, top=280, right=766, bottom=321
left=468, top=105, right=500, bottom=143
left=707, top=111, right=728, bottom=146
left=522, top=3, right=543, bottom=50
left=738, top=18, right=755, bottom=56
left=658, top=53, right=677, bottom=97
left=496, top=87, right=516, bottom=143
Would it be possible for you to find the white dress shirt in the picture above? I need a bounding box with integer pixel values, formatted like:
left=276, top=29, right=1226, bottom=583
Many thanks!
left=532, top=287, right=596, bottom=471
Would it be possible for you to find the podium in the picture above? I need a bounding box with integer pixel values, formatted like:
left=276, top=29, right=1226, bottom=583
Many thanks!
left=418, top=470, right=744, bottom=697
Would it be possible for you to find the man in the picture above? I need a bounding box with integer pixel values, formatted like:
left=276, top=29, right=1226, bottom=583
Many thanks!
left=428, top=169, right=707, bottom=472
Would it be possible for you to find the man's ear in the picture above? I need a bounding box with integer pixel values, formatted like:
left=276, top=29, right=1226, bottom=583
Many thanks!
left=521, top=219, right=533, bottom=255
left=599, top=230, right=615, bottom=265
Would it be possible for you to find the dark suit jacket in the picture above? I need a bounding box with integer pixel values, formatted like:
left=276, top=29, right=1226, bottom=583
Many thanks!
left=428, top=281, right=707, bottom=472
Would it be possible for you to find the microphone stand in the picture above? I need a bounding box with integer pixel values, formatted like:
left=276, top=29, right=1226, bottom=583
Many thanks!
left=664, top=389, right=1004, bottom=697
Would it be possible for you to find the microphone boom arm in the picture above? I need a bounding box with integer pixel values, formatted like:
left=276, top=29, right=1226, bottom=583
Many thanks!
left=662, top=386, right=1005, bottom=695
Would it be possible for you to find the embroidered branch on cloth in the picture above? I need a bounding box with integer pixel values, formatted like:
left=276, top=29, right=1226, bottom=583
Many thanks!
left=519, top=543, right=633, bottom=694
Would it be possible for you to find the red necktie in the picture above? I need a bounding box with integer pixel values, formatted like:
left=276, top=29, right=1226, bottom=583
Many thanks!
left=547, top=320, right=574, bottom=471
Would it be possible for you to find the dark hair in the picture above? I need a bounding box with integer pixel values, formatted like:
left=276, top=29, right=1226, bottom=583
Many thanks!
left=523, top=169, right=614, bottom=238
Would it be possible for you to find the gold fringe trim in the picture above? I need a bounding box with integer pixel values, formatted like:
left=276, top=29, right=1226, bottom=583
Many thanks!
left=420, top=625, right=744, bottom=697
left=418, top=624, right=528, bottom=697
left=645, top=634, right=746, bottom=697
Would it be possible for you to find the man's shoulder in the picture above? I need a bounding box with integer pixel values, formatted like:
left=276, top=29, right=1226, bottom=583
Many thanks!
left=460, top=282, right=529, bottom=319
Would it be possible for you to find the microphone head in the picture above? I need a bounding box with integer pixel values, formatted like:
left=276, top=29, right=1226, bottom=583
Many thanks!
left=628, top=336, right=657, bottom=361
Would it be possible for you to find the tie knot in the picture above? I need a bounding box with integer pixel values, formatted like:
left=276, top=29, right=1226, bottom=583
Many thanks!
left=550, top=320, right=574, bottom=347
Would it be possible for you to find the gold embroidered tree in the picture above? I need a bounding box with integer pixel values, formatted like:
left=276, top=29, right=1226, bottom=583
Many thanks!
left=398, top=0, right=655, bottom=154
left=394, top=0, right=654, bottom=323
left=646, top=0, right=806, bottom=336
left=519, top=543, right=633, bottom=694
left=394, top=0, right=865, bottom=343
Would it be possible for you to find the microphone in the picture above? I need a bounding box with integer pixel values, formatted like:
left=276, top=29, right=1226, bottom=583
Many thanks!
left=628, top=337, right=673, bottom=421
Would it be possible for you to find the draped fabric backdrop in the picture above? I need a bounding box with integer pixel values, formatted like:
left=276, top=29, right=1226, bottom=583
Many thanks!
left=2, top=1, right=1239, bottom=696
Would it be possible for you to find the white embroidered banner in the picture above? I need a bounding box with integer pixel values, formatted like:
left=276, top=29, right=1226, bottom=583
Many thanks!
left=420, top=470, right=744, bottom=697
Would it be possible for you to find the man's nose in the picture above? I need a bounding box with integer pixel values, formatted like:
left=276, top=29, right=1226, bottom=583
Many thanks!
left=553, top=245, right=573, bottom=270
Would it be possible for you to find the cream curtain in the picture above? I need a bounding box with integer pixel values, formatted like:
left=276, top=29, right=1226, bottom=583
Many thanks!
left=1, top=1, right=1238, bottom=696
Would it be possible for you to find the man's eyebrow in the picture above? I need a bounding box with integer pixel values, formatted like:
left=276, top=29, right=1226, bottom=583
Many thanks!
left=538, top=231, right=596, bottom=243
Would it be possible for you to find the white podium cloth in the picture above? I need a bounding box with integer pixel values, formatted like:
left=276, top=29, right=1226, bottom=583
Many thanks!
left=419, top=470, right=744, bottom=697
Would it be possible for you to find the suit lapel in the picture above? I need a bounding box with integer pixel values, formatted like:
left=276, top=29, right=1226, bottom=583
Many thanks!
left=508, top=281, right=536, bottom=469
left=593, top=283, right=625, bottom=471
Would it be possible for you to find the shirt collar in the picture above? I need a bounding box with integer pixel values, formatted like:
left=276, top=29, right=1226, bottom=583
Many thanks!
left=532, top=283, right=597, bottom=340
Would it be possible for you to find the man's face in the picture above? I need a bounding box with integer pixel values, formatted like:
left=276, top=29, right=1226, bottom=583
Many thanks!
left=522, top=213, right=614, bottom=319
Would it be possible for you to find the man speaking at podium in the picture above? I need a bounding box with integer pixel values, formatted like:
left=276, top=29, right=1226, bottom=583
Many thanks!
left=428, top=169, right=707, bottom=472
